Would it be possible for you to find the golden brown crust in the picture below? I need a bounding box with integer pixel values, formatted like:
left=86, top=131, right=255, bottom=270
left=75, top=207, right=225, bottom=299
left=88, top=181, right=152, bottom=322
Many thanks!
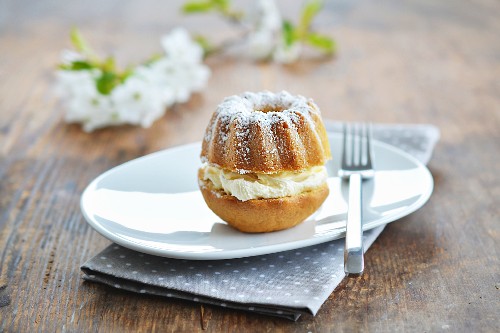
left=198, top=178, right=329, bottom=233
left=200, top=92, right=331, bottom=174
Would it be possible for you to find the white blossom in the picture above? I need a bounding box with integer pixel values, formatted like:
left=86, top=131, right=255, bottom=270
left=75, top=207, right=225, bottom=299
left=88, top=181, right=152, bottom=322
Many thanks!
left=273, top=40, right=302, bottom=64
left=145, top=57, right=210, bottom=103
left=57, top=27, right=210, bottom=131
left=111, top=75, right=166, bottom=128
left=55, top=69, right=117, bottom=132
left=250, top=0, right=282, bottom=32
left=245, top=30, right=276, bottom=60
left=244, top=0, right=302, bottom=62
left=59, top=49, right=85, bottom=65
left=243, top=0, right=282, bottom=60
left=161, top=27, right=204, bottom=64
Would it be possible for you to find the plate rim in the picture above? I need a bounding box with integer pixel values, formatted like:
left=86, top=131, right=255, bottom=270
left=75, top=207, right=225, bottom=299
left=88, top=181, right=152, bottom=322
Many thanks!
left=81, top=133, right=434, bottom=260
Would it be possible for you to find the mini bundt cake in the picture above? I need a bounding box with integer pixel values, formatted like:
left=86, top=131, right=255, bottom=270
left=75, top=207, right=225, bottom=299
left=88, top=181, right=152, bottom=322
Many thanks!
left=199, top=91, right=331, bottom=233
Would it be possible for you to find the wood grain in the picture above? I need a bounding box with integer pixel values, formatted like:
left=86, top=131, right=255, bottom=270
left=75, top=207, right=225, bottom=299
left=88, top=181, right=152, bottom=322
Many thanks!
left=1, top=0, right=499, bottom=331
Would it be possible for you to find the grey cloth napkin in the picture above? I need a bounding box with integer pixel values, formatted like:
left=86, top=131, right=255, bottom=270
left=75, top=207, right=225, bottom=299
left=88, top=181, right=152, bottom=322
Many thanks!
left=81, top=122, right=439, bottom=321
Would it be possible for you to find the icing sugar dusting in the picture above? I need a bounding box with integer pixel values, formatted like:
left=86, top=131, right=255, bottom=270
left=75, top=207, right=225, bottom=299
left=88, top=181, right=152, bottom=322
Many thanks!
left=213, top=90, right=319, bottom=131
left=203, top=91, right=324, bottom=173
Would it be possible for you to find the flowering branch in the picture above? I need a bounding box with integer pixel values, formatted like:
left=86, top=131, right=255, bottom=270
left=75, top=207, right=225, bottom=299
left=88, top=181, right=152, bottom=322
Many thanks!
left=182, top=0, right=244, bottom=23
left=55, top=28, right=210, bottom=132
left=182, top=0, right=335, bottom=63
left=55, top=1, right=335, bottom=132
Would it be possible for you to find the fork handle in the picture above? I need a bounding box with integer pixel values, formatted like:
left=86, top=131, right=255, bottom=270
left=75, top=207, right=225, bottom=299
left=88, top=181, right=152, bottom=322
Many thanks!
left=344, top=173, right=364, bottom=275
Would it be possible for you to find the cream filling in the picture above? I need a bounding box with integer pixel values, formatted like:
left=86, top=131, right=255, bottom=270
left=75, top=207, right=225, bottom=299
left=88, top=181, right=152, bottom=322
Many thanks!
left=200, top=164, right=328, bottom=201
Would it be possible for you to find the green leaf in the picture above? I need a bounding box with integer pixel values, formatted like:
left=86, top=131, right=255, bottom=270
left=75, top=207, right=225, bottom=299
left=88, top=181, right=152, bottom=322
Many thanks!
left=58, top=60, right=93, bottom=71
left=282, top=20, right=297, bottom=47
left=121, top=67, right=134, bottom=81
left=301, top=0, right=323, bottom=27
left=182, top=1, right=214, bottom=13
left=298, top=0, right=323, bottom=38
left=212, top=0, right=230, bottom=10
left=70, top=28, right=91, bottom=54
left=193, top=35, right=213, bottom=56
left=102, top=56, right=116, bottom=72
left=71, top=61, right=93, bottom=70
left=96, top=71, right=120, bottom=95
left=143, top=53, right=163, bottom=66
left=306, top=33, right=336, bottom=54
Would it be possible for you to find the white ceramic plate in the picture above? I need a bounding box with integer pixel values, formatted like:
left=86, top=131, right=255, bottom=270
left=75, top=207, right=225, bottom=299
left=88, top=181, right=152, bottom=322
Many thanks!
left=81, top=133, right=433, bottom=260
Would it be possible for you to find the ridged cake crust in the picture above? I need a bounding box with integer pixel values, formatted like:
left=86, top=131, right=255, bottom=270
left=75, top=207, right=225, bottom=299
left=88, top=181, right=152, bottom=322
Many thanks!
left=201, top=91, right=331, bottom=174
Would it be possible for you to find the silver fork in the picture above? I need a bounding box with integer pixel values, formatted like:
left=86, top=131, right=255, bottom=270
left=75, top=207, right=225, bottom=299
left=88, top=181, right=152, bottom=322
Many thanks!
left=338, top=123, right=374, bottom=275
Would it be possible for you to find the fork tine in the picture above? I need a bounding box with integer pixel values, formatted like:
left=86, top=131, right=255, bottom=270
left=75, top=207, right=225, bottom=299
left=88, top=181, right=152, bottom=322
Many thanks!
left=359, top=123, right=366, bottom=166
left=341, top=122, right=374, bottom=171
left=366, top=124, right=372, bottom=168
left=351, top=123, right=356, bottom=166
left=342, top=123, right=348, bottom=168
left=361, top=123, right=367, bottom=166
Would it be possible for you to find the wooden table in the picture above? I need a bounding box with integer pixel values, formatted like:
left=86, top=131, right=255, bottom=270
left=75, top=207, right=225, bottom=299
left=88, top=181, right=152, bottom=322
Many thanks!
left=1, top=0, right=499, bottom=331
